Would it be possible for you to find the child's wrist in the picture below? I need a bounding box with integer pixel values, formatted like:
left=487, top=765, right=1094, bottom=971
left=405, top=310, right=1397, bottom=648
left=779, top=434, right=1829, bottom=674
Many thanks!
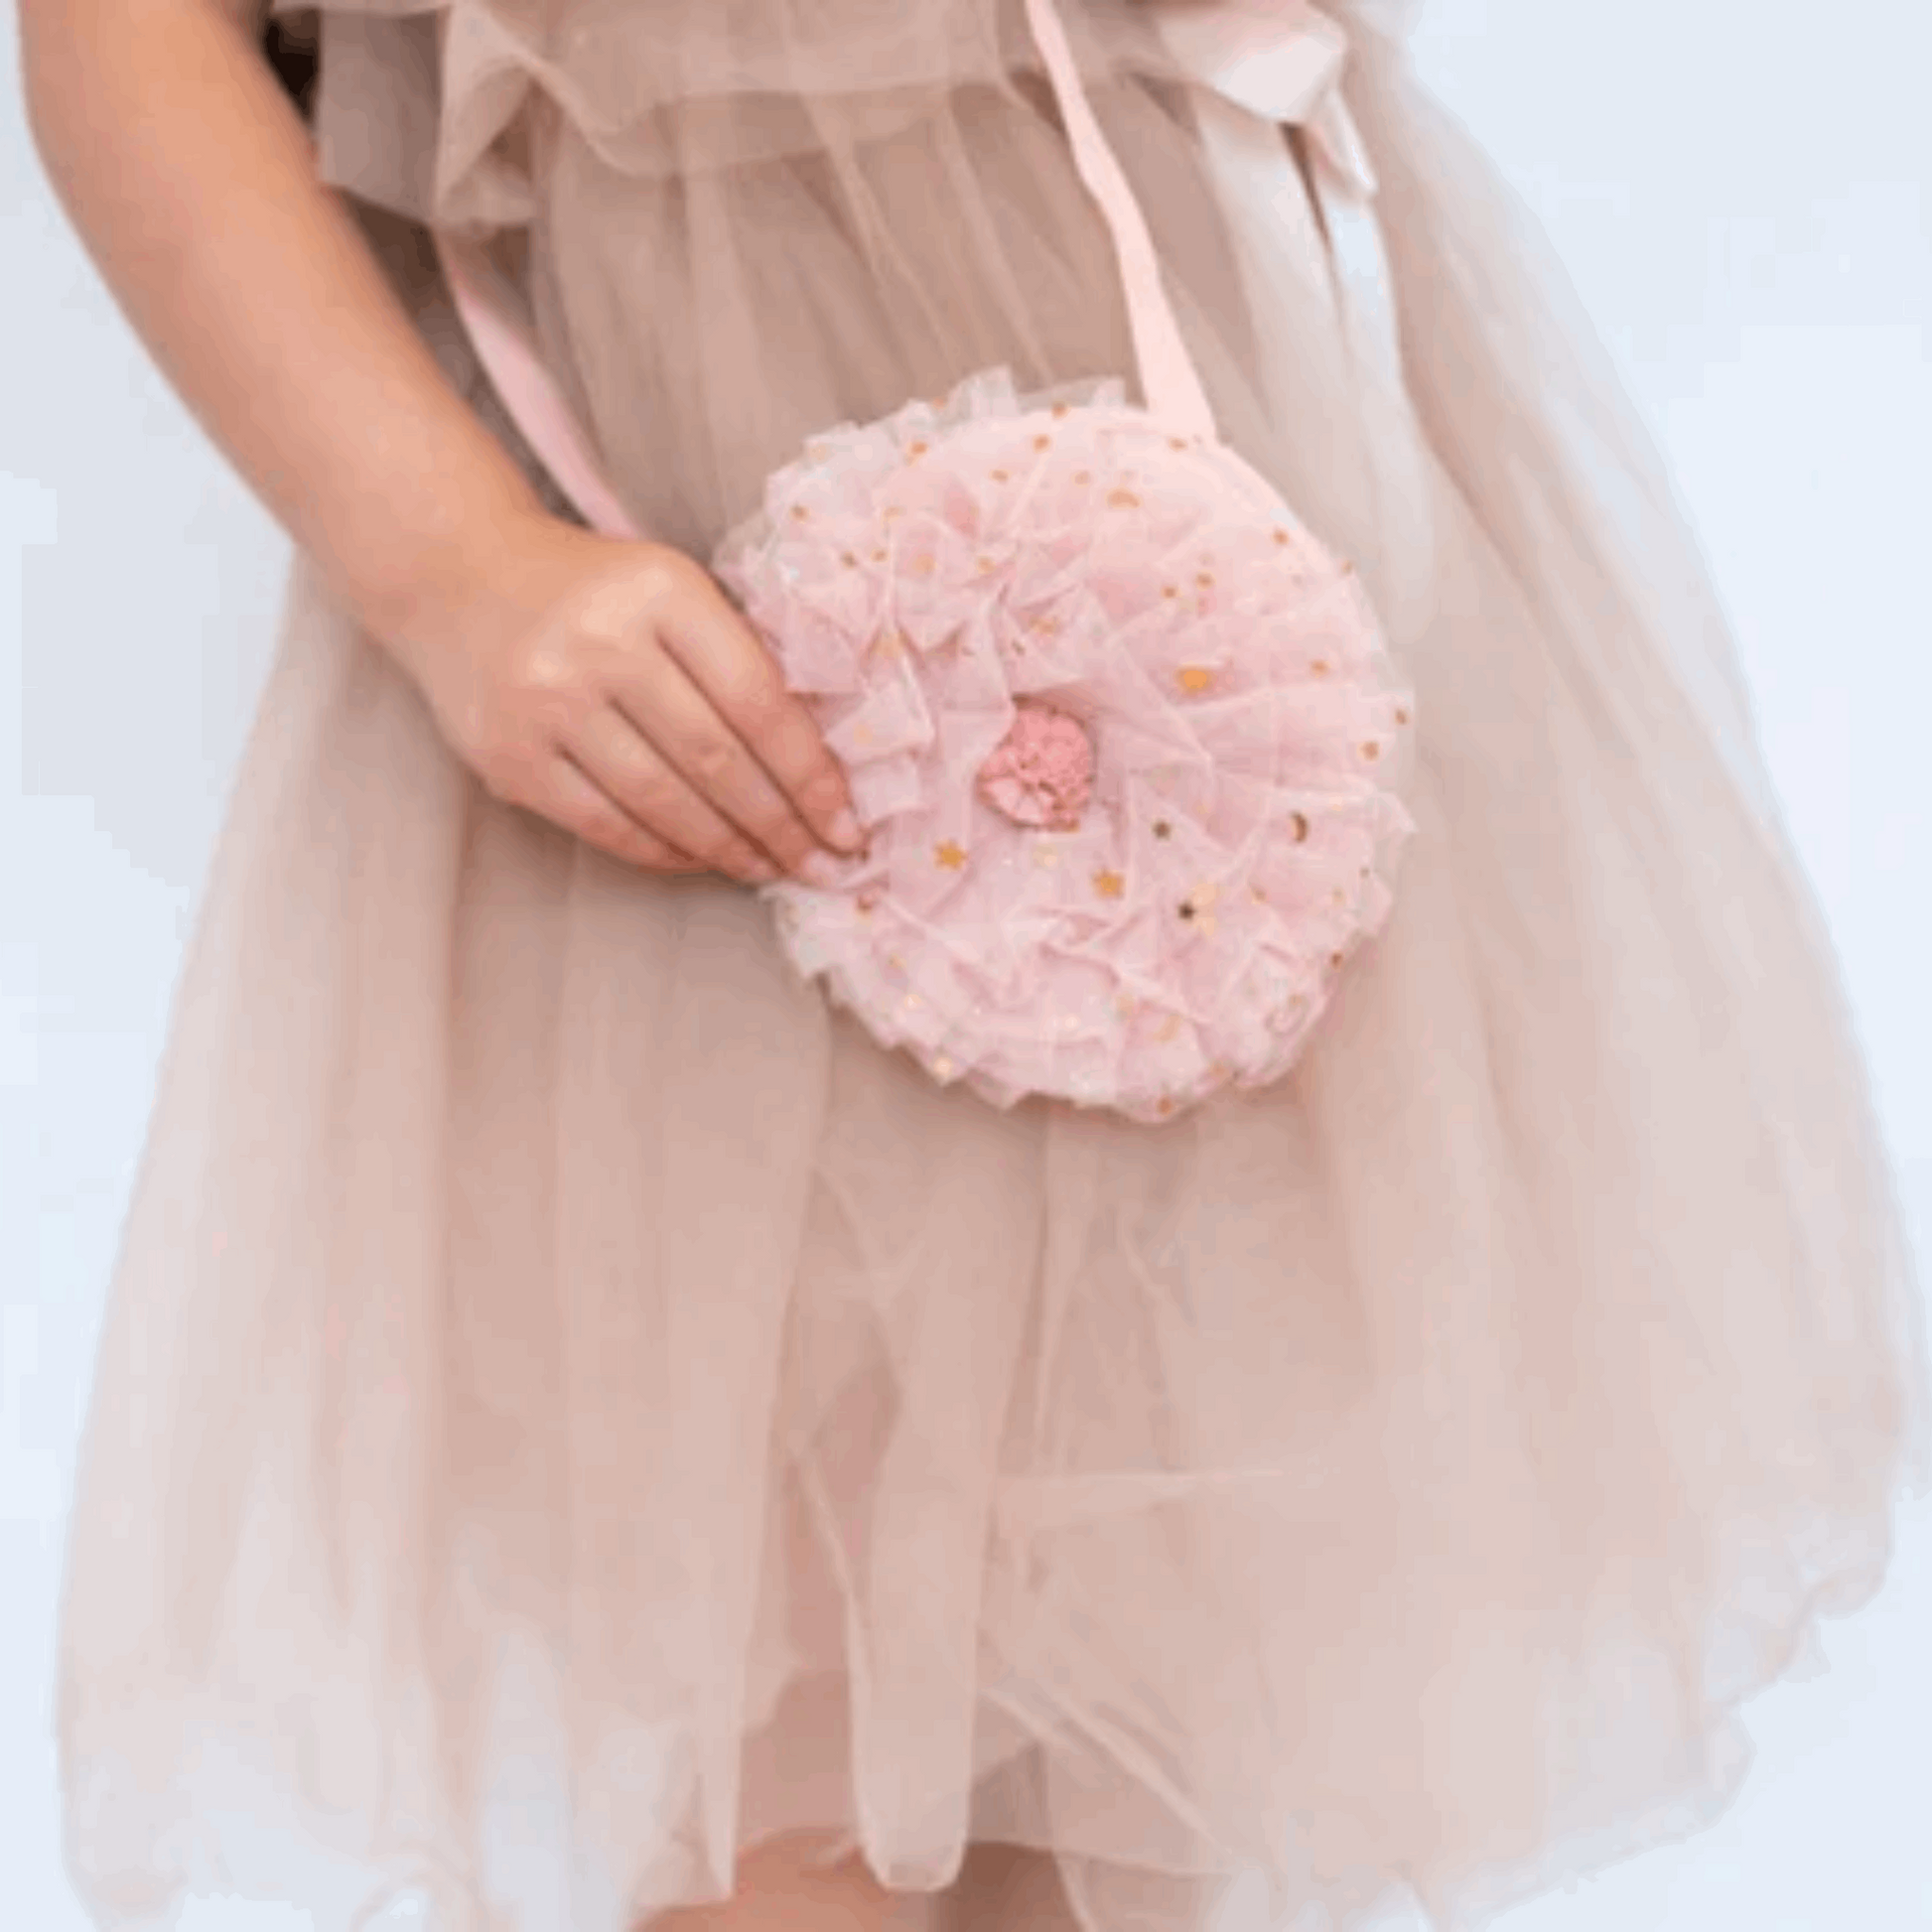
left=335, top=474, right=555, bottom=662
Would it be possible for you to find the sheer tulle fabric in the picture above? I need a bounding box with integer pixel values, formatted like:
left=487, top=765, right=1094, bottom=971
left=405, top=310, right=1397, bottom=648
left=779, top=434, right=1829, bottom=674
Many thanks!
left=59, top=4, right=1929, bottom=1932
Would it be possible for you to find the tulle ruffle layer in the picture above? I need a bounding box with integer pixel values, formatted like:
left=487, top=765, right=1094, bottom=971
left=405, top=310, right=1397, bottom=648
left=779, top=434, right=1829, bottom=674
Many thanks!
left=270, top=0, right=1251, bottom=216
left=716, top=364, right=1419, bottom=1120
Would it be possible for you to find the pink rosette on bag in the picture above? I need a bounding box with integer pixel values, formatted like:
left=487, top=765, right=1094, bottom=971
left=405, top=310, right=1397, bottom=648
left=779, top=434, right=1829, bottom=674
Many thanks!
left=712, top=367, right=1418, bottom=1122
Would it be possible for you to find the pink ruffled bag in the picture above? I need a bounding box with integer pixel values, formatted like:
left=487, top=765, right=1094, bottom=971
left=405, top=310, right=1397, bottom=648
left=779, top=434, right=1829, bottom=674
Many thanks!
left=438, top=0, right=1418, bottom=1122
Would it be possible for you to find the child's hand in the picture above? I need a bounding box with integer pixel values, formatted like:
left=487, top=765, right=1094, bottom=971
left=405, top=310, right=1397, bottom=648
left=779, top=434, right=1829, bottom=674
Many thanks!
left=383, top=512, right=866, bottom=886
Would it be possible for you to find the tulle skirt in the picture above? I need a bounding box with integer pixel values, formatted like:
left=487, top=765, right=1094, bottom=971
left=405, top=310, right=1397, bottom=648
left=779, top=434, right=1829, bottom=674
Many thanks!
left=58, top=3, right=1930, bottom=1929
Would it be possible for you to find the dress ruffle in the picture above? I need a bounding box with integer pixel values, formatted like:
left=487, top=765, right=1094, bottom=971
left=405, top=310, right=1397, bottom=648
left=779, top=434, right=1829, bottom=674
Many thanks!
left=274, top=0, right=1230, bottom=219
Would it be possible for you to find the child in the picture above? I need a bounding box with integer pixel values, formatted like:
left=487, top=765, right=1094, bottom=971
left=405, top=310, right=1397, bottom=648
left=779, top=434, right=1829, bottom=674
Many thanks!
left=24, top=1, right=1929, bottom=1929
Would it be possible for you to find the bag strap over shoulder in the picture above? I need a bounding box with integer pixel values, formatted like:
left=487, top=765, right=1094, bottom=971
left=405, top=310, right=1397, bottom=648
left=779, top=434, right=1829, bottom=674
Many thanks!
left=436, top=0, right=1358, bottom=534
left=1015, top=0, right=1219, bottom=440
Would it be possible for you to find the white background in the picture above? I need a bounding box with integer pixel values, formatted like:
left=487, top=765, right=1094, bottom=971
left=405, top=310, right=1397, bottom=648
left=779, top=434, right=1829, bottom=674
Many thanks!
left=4, top=0, right=1929, bottom=1925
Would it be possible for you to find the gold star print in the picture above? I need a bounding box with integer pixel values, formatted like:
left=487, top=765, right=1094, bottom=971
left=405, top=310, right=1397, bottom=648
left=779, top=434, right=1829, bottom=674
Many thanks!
left=1176, top=665, right=1215, bottom=695
left=1092, top=869, right=1126, bottom=899
left=934, top=840, right=968, bottom=871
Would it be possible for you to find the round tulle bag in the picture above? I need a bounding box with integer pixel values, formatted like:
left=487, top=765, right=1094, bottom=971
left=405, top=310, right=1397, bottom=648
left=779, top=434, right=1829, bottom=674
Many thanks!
left=438, top=0, right=1418, bottom=1123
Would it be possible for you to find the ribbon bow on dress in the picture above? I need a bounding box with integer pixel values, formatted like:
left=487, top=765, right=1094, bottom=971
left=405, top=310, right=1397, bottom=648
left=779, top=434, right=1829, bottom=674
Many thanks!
left=1147, top=0, right=1377, bottom=196
left=1141, top=0, right=1403, bottom=390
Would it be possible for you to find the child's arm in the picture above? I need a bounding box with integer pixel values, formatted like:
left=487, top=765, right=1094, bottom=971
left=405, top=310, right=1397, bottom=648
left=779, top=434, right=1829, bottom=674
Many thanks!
left=18, top=0, right=542, bottom=646
left=19, top=0, right=862, bottom=882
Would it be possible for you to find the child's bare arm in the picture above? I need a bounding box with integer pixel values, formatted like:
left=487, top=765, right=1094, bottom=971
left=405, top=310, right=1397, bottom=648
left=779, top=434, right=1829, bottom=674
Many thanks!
left=19, top=0, right=862, bottom=881
left=18, top=0, right=550, bottom=645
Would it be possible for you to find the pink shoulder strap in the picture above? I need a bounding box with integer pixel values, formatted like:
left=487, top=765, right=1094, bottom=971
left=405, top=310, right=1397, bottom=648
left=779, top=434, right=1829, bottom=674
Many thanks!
left=1014, top=0, right=1219, bottom=440
left=435, top=232, right=645, bottom=541
left=436, top=0, right=1221, bottom=538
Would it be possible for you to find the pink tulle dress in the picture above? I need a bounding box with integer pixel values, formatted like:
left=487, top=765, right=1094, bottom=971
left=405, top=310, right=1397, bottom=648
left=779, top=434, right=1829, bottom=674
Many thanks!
left=55, top=3, right=1931, bottom=1931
